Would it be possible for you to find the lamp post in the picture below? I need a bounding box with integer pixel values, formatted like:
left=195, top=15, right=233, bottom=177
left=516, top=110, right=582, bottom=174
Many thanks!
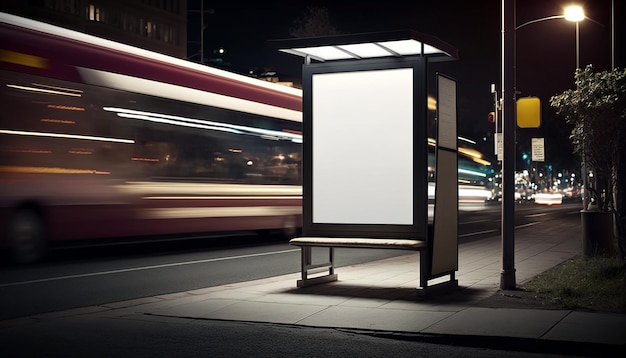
left=501, top=0, right=516, bottom=290
left=563, top=5, right=589, bottom=209
left=500, top=2, right=587, bottom=290
left=564, top=5, right=585, bottom=69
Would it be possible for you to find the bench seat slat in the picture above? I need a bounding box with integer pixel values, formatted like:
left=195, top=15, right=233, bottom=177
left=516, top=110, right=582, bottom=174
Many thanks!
left=290, top=237, right=426, bottom=250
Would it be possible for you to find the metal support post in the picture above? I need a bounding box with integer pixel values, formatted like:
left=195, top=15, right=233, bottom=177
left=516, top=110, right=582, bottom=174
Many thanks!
left=500, top=0, right=516, bottom=290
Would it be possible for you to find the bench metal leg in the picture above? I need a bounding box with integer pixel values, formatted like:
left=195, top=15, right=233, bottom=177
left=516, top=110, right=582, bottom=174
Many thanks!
left=416, top=274, right=459, bottom=296
left=416, top=250, right=458, bottom=296
left=301, top=246, right=311, bottom=281
left=419, top=250, right=428, bottom=289
left=296, top=246, right=338, bottom=288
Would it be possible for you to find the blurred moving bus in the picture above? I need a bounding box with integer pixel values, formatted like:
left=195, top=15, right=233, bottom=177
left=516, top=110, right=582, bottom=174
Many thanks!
left=0, top=13, right=303, bottom=263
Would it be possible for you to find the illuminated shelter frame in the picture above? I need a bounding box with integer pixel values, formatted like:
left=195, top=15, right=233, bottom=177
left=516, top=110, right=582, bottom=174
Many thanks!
left=271, top=30, right=459, bottom=293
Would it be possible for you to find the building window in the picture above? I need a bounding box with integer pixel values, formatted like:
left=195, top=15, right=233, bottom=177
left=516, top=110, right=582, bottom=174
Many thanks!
left=124, top=14, right=139, bottom=34
left=146, top=21, right=154, bottom=38
left=87, top=4, right=104, bottom=22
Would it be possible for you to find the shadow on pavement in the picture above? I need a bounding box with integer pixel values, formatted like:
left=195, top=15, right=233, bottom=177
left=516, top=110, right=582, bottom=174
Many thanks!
left=282, top=283, right=492, bottom=304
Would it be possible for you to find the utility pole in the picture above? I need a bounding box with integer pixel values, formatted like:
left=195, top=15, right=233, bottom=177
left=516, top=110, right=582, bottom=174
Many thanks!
left=189, top=1, right=214, bottom=64
left=200, top=0, right=204, bottom=64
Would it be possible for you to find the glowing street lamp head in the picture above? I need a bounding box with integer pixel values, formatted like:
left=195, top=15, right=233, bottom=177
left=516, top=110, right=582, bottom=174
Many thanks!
left=564, top=5, right=585, bottom=22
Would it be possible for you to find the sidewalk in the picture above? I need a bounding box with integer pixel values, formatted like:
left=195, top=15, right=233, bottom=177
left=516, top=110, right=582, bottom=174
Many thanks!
left=5, top=213, right=626, bottom=355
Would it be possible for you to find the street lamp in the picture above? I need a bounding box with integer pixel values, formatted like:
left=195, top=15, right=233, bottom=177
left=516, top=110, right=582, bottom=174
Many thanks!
left=564, top=5, right=585, bottom=21
left=564, top=5, right=585, bottom=69
left=499, top=3, right=588, bottom=290
left=564, top=5, right=590, bottom=208
left=515, top=5, right=585, bottom=68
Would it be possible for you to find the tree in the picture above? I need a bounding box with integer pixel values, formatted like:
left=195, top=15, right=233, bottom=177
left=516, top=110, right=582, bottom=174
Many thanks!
left=289, top=6, right=341, bottom=38
left=550, top=65, right=626, bottom=259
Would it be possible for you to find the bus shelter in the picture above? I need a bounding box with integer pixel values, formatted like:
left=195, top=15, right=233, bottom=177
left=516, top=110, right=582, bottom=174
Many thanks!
left=271, top=30, right=460, bottom=293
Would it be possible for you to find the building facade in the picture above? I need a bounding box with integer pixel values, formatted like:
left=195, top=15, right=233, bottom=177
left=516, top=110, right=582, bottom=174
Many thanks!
left=1, top=0, right=187, bottom=58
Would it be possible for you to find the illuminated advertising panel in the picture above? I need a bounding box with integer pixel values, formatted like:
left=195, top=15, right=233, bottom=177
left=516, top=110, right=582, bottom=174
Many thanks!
left=302, top=57, right=427, bottom=239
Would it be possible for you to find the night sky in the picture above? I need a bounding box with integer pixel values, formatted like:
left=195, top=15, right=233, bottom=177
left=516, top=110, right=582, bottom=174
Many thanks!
left=187, top=0, right=623, bottom=171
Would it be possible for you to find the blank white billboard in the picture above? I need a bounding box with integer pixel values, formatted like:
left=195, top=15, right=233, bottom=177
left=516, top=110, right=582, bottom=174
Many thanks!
left=311, top=68, right=414, bottom=225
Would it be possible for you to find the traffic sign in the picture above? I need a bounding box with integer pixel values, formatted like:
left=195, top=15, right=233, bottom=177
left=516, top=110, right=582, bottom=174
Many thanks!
left=531, top=137, right=545, bottom=162
left=517, top=97, right=541, bottom=128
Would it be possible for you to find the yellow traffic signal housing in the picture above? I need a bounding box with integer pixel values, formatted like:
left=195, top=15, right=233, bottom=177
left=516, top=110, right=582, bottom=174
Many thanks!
left=517, top=97, right=541, bottom=128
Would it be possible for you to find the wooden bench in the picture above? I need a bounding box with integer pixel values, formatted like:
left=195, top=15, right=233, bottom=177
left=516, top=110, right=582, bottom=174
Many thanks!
left=289, top=236, right=446, bottom=292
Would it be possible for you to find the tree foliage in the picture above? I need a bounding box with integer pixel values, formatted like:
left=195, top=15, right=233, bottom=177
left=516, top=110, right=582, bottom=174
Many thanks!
left=289, top=6, right=341, bottom=38
left=550, top=65, right=626, bottom=258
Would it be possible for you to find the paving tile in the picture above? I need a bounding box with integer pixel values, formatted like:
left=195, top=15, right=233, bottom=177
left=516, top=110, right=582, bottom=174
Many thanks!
left=186, top=286, right=232, bottom=295
left=338, top=297, right=391, bottom=308
left=153, top=291, right=194, bottom=300
left=237, top=281, right=295, bottom=294
left=297, top=305, right=452, bottom=332
left=131, top=293, right=216, bottom=312
left=423, top=307, right=569, bottom=338
left=542, top=311, right=626, bottom=345
left=144, top=298, right=238, bottom=318
left=202, top=301, right=328, bottom=324
left=195, top=288, right=264, bottom=301
left=254, top=292, right=351, bottom=306
left=379, top=300, right=434, bottom=311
